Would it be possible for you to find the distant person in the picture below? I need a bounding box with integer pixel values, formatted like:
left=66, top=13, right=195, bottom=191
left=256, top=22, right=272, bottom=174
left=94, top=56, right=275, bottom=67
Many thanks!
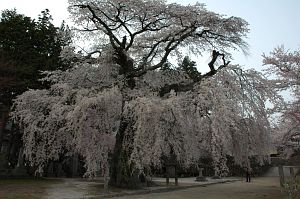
left=246, top=168, right=251, bottom=182
left=139, top=171, right=146, bottom=183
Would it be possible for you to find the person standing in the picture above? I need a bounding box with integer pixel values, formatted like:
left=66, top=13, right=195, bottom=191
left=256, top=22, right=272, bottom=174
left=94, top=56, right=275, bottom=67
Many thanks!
left=246, top=168, right=251, bottom=182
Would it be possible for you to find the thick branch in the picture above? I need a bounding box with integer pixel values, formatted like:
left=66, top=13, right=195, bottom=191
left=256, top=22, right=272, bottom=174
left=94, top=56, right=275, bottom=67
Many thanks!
left=125, top=17, right=170, bottom=51
left=130, top=26, right=198, bottom=77
left=75, top=3, right=235, bottom=82
left=159, top=50, right=230, bottom=97
left=202, top=50, right=230, bottom=78
left=159, top=50, right=230, bottom=96
left=86, top=50, right=101, bottom=58
left=75, top=4, right=122, bottom=49
left=159, top=82, right=194, bottom=97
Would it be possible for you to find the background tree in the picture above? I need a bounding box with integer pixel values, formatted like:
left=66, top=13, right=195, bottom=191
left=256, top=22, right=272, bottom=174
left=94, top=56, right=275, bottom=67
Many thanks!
left=179, top=56, right=201, bottom=82
left=0, top=9, right=71, bottom=106
left=263, top=46, right=300, bottom=157
left=0, top=9, right=71, bottom=169
left=11, top=0, right=277, bottom=188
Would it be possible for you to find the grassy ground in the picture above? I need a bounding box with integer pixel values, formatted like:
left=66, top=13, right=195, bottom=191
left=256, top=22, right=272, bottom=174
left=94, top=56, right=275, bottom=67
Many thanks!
left=0, top=178, right=62, bottom=199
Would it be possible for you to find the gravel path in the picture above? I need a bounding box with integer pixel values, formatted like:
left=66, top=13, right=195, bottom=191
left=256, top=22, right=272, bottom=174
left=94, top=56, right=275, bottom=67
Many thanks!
left=43, top=177, right=285, bottom=199
left=112, top=177, right=285, bottom=199
left=44, top=178, right=103, bottom=199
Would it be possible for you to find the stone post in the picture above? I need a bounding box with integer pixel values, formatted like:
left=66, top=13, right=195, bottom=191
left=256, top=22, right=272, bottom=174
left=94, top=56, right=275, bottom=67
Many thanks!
left=13, top=147, right=28, bottom=176
left=0, top=105, right=5, bottom=151
left=196, top=167, right=207, bottom=181
left=47, top=162, right=54, bottom=177
left=104, top=164, right=110, bottom=193
left=289, top=167, right=295, bottom=180
left=174, top=166, right=178, bottom=186
left=199, top=168, right=203, bottom=177
left=16, top=147, right=24, bottom=167
left=166, top=166, right=169, bottom=186
left=72, top=153, right=79, bottom=177
left=278, top=166, right=284, bottom=187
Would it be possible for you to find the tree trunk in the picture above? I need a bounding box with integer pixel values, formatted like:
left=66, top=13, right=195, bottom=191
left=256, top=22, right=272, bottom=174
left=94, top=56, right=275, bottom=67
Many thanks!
left=108, top=50, right=141, bottom=188
left=278, top=166, right=284, bottom=187
left=109, top=118, right=140, bottom=188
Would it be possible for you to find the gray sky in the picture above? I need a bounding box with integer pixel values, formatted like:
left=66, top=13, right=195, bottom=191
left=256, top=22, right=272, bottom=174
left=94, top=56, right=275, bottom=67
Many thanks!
left=1, top=0, right=299, bottom=71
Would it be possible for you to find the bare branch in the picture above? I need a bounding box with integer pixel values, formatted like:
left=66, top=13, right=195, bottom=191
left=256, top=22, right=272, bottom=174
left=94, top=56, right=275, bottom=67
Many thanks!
left=202, top=50, right=230, bottom=78
left=158, top=50, right=231, bottom=96
left=75, top=4, right=122, bottom=49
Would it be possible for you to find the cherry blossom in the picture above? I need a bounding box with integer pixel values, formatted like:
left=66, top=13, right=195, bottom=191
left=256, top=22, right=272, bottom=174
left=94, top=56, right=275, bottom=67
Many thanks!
left=11, top=0, right=276, bottom=186
left=263, top=46, right=300, bottom=157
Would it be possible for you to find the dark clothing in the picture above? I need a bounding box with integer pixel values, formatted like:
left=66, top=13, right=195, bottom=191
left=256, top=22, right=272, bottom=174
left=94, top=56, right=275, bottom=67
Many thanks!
left=246, top=170, right=251, bottom=182
left=139, top=172, right=146, bottom=183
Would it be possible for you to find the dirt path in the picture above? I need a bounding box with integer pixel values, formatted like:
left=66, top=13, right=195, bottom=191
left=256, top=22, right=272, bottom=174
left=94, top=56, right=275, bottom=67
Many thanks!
left=43, top=178, right=103, bottom=199
left=0, top=177, right=286, bottom=199
left=112, top=177, right=285, bottom=199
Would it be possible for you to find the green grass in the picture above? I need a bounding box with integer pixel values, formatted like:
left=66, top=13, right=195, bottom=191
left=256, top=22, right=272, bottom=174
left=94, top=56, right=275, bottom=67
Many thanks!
left=0, top=178, right=62, bottom=199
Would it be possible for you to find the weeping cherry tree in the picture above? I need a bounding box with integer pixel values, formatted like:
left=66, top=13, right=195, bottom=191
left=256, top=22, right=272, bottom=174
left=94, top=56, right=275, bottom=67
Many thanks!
left=11, top=0, right=279, bottom=187
left=263, top=46, right=300, bottom=157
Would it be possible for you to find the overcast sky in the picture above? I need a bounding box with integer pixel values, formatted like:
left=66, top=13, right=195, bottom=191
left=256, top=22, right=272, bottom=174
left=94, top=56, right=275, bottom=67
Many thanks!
left=1, top=0, right=300, bottom=71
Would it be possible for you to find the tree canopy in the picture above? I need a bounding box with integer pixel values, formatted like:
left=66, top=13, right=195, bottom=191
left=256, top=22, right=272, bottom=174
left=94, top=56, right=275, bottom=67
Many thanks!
left=11, top=0, right=278, bottom=187
left=68, top=0, right=248, bottom=76
left=263, top=46, right=300, bottom=157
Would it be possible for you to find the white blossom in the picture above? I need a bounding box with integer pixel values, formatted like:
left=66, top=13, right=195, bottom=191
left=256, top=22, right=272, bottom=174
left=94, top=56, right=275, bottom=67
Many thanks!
left=10, top=0, right=274, bottom=178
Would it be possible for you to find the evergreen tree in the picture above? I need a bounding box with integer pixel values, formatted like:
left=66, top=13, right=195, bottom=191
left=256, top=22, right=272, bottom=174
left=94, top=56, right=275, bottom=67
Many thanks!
left=0, top=9, right=71, bottom=105
left=0, top=9, right=71, bottom=168
left=179, top=56, right=201, bottom=82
